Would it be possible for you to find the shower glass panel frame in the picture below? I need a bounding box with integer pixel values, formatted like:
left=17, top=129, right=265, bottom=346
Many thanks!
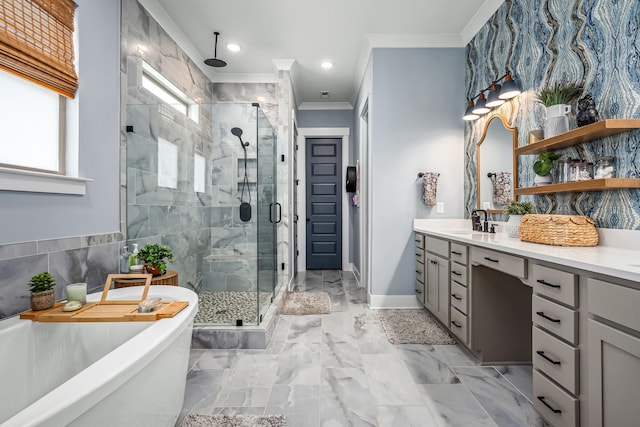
left=124, top=100, right=277, bottom=327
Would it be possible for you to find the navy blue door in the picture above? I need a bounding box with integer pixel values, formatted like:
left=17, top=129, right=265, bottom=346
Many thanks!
left=306, top=138, right=342, bottom=270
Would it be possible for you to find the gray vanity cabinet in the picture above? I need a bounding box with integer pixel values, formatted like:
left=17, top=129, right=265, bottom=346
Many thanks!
left=587, top=278, right=640, bottom=427
left=415, top=234, right=425, bottom=305
left=424, top=236, right=450, bottom=325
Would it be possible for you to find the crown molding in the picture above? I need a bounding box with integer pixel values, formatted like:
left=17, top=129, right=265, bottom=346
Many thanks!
left=272, top=59, right=296, bottom=71
left=211, top=73, right=279, bottom=83
left=461, top=0, right=505, bottom=45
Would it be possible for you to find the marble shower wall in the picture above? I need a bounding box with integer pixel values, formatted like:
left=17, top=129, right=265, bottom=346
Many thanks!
left=464, top=0, right=640, bottom=229
left=121, top=0, right=214, bottom=290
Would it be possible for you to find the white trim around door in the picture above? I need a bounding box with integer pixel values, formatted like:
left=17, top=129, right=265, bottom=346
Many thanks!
left=296, top=127, right=351, bottom=272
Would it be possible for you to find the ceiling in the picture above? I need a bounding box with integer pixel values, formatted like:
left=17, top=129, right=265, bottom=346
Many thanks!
left=142, top=0, right=503, bottom=109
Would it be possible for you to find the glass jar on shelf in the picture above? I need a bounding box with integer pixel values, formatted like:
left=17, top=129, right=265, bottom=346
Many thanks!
left=594, top=156, right=615, bottom=179
left=554, top=158, right=574, bottom=184
left=569, top=161, right=593, bottom=182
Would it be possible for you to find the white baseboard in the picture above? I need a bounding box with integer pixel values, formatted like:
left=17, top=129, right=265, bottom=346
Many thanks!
left=368, top=293, right=422, bottom=309
left=343, top=263, right=354, bottom=272
left=352, top=264, right=361, bottom=287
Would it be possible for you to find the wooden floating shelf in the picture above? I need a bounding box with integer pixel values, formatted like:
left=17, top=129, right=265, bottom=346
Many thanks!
left=516, top=119, right=640, bottom=155
left=515, top=178, right=640, bottom=195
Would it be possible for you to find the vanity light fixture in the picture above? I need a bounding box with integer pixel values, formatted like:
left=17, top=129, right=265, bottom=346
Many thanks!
left=463, top=69, right=521, bottom=121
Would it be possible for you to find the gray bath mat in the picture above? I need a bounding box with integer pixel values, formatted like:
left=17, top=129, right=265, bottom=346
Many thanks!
left=377, top=309, right=456, bottom=345
left=179, top=414, right=286, bottom=427
left=279, top=291, right=331, bottom=315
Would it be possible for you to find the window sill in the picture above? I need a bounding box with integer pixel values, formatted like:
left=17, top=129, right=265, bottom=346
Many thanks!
left=0, top=167, right=92, bottom=195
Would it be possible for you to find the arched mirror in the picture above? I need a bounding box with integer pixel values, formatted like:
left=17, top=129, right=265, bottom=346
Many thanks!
left=476, top=114, right=518, bottom=214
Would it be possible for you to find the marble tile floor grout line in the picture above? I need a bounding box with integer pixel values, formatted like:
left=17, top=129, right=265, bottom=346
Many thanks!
left=178, top=270, right=547, bottom=427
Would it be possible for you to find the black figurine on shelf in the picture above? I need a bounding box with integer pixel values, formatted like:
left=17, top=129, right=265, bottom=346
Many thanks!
left=576, top=94, right=600, bottom=127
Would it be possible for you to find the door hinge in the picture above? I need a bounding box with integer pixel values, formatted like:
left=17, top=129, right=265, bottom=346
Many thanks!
left=294, top=214, right=299, bottom=222
left=296, top=250, right=299, bottom=256
left=295, top=144, right=299, bottom=150
left=281, top=154, right=285, bottom=162
left=281, top=262, right=285, bottom=271
left=296, top=179, right=300, bottom=185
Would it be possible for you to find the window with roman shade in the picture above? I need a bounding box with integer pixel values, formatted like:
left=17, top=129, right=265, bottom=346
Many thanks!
left=0, top=0, right=78, bottom=98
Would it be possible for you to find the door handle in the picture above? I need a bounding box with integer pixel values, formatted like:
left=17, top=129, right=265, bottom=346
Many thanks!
left=275, top=203, right=282, bottom=223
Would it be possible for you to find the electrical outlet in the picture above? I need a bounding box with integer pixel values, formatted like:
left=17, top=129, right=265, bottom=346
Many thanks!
left=483, top=202, right=491, bottom=210
left=436, top=202, right=444, bottom=214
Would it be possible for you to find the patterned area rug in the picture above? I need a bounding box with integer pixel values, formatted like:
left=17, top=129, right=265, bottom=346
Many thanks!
left=279, top=291, right=332, bottom=315
left=377, top=309, right=456, bottom=345
left=179, top=414, right=286, bottom=427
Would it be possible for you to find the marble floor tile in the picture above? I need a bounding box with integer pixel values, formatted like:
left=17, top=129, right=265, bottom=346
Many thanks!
left=397, top=344, right=460, bottom=384
left=192, top=349, right=244, bottom=370
left=213, top=386, right=272, bottom=407
left=322, top=270, right=342, bottom=284
left=418, top=383, right=498, bottom=427
left=211, top=407, right=266, bottom=415
left=453, top=366, right=546, bottom=427
left=322, top=331, right=363, bottom=368
left=292, top=277, right=323, bottom=291
left=188, top=349, right=204, bottom=371
left=276, top=342, right=322, bottom=385
left=433, top=344, right=480, bottom=367
left=265, top=384, right=320, bottom=427
left=495, top=365, right=534, bottom=402
left=362, top=354, right=423, bottom=406
left=320, top=367, right=377, bottom=426
left=286, top=315, right=322, bottom=344
left=221, top=353, right=279, bottom=387
left=377, top=406, right=439, bottom=427
left=355, top=320, right=397, bottom=354
left=181, top=369, right=229, bottom=416
left=321, top=311, right=356, bottom=338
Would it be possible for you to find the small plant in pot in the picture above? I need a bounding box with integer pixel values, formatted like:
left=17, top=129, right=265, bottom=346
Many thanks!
left=137, top=243, right=173, bottom=276
left=533, top=151, right=560, bottom=185
left=536, top=81, right=583, bottom=138
left=28, top=272, right=56, bottom=311
left=503, top=200, right=535, bottom=238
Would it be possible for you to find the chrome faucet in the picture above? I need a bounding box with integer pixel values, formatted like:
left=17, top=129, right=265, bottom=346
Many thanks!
left=472, top=209, right=488, bottom=232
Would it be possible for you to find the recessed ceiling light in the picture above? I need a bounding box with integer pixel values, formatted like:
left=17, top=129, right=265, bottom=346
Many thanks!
left=226, top=43, right=241, bottom=52
left=321, top=61, right=333, bottom=69
left=257, top=96, right=266, bottom=102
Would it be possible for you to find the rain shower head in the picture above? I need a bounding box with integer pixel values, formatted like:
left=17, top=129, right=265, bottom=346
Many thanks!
left=231, top=127, right=249, bottom=149
left=204, top=32, right=227, bottom=67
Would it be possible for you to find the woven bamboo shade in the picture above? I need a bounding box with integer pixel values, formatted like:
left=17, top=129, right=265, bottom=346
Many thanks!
left=0, top=0, right=77, bottom=98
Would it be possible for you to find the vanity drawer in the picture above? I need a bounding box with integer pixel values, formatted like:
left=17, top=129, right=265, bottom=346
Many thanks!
left=449, top=243, right=468, bottom=265
left=415, top=247, right=424, bottom=262
left=533, top=369, right=579, bottom=427
left=588, top=278, right=640, bottom=331
left=450, top=281, right=468, bottom=314
left=415, top=233, right=425, bottom=250
left=450, top=307, right=468, bottom=344
left=425, top=236, right=449, bottom=258
left=532, top=264, right=578, bottom=308
left=471, top=246, right=526, bottom=279
left=533, top=326, right=579, bottom=395
left=532, top=295, right=578, bottom=345
left=416, top=261, right=424, bottom=284
left=450, top=262, right=468, bottom=287
left=415, top=281, right=425, bottom=305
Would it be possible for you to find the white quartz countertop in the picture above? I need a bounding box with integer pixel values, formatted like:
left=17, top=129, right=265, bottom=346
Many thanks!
left=413, top=219, right=640, bottom=283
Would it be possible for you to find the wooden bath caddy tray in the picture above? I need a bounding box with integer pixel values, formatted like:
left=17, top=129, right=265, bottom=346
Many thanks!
left=20, top=274, right=188, bottom=322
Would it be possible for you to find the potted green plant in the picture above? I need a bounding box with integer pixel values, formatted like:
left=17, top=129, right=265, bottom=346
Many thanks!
left=503, top=200, right=535, bottom=238
left=136, top=243, right=174, bottom=276
left=533, top=151, right=560, bottom=185
left=536, top=81, right=583, bottom=138
left=28, top=272, right=56, bottom=311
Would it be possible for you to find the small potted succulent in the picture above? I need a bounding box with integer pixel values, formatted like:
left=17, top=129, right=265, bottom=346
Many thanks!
left=503, top=200, right=535, bottom=238
left=28, top=272, right=56, bottom=311
left=136, top=243, right=174, bottom=276
left=533, top=151, right=560, bottom=185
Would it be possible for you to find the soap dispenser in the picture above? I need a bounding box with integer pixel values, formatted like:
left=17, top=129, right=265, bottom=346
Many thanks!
left=120, top=246, right=130, bottom=273
left=129, top=243, right=139, bottom=267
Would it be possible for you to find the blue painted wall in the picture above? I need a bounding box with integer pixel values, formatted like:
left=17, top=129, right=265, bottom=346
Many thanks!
left=465, top=0, right=640, bottom=229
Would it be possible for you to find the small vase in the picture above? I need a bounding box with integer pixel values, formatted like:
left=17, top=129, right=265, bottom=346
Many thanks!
left=506, top=215, right=523, bottom=238
left=31, top=289, right=55, bottom=311
left=145, top=264, right=163, bottom=277
left=543, top=116, right=569, bottom=139
left=534, top=174, right=553, bottom=186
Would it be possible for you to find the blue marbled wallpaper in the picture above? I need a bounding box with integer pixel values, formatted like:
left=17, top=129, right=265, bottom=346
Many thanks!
left=465, top=0, right=640, bottom=229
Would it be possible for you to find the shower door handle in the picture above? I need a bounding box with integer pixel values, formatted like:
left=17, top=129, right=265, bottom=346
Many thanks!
left=275, top=203, right=282, bottom=223
left=269, top=203, right=282, bottom=224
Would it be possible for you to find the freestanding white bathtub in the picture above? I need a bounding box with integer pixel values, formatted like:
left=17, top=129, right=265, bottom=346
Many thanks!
left=0, top=285, right=197, bottom=427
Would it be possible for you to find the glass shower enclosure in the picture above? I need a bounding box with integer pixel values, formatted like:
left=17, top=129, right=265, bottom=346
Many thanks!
left=125, top=101, right=277, bottom=326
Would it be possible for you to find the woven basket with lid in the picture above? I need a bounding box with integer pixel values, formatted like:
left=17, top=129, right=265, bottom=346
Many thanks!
left=518, top=214, right=599, bottom=247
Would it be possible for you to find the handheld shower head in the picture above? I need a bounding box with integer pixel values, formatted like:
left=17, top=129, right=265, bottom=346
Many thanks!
left=231, top=127, right=249, bottom=149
